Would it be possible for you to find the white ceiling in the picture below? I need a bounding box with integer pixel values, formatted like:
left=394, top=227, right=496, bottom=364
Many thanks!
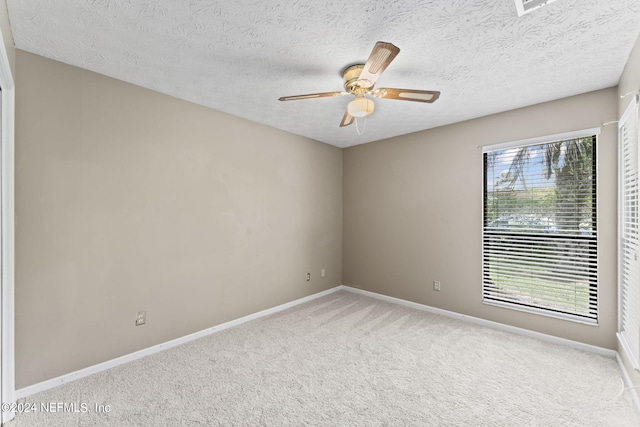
left=7, top=0, right=640, bottom=148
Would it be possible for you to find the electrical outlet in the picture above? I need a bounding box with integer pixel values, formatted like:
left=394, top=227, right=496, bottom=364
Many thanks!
left=135, top=310, right=146, bottom=326
left=434, top=281, right=441, bottom=292
left=321, top=269, right=326, bottom=278
left=306, top=272, right=311, bottom=281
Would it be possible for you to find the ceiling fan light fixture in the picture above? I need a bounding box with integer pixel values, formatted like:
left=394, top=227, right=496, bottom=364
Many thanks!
left=347, top=97, right=375, bottom=118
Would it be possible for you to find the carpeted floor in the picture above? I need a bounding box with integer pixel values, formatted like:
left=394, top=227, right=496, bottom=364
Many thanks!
left=8, top=290, right=640, bottom=426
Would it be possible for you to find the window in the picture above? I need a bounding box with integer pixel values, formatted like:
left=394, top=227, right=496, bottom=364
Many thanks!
left=482, top=130, right=598, bottom=324
left=619, top=95, right=639, bottom=369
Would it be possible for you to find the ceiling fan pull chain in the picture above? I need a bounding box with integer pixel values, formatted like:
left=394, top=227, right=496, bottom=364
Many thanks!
left=355, top=116, right=367, bottom=135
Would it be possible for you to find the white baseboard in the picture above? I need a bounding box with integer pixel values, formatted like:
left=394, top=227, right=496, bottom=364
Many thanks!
left=17, top=284, right=624, bottom=402
left=341, top=285, right=617, bottom=358
left=616, top=352, right=640, bottom=416
left=15, top=286, right=343, bottom=399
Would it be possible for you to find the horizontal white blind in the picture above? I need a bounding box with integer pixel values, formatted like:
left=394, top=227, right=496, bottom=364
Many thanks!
left=619, top=96, right=639, bottom=368
left=483, top=136, right=597, bottom=323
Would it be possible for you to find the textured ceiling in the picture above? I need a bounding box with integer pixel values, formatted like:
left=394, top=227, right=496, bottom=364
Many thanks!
left=7, top=0, right=640, bottom=147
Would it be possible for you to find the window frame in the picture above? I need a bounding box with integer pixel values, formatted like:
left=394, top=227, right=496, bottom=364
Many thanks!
left=481, top=128, right=600, bottom=325
left=618, top=95, right=640, bottom=370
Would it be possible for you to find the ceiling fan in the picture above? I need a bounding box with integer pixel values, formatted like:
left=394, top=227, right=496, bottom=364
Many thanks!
left=278, top=41, right=440, bottom=128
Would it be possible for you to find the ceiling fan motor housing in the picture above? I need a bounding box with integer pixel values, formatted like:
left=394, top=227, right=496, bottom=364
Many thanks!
left=343, top=64, right=369, bottom=93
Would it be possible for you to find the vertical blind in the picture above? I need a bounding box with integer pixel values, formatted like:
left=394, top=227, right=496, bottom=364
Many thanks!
left=483, top=135, right=598, bottom=323
left=619, top=95, right=640, bottom=369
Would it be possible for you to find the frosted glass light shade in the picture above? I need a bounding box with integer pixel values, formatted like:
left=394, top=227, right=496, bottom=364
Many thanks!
left=347, top=97, right=375, bottom=118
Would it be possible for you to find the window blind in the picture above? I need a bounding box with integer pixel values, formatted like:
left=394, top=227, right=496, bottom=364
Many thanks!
left=619, top=95, right=640, bottom=369
left=483, top=135, right=597, bottom=323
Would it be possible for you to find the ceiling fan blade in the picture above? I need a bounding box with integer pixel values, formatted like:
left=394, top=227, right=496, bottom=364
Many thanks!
left=357, top=42, right=400, bottom=89
left=340, top=110, right=354, bottom=127
left=278, top=91, right=347, bottom=101
left=373, top=88, right=441, bottom=103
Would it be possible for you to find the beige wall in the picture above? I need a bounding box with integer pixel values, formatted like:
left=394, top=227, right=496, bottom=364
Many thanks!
left=15, top=50, right=343, bottom=388
left=618, top=33, right=640, bottom=392
left=344, top=87, right=618, bottom=349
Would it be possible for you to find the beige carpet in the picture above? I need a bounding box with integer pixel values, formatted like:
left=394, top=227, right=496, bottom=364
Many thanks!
left=8, top=290, right=639, bottom=426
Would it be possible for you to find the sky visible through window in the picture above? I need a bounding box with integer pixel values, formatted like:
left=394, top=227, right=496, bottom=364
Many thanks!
left=486, top=144, right=563, bottom=192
